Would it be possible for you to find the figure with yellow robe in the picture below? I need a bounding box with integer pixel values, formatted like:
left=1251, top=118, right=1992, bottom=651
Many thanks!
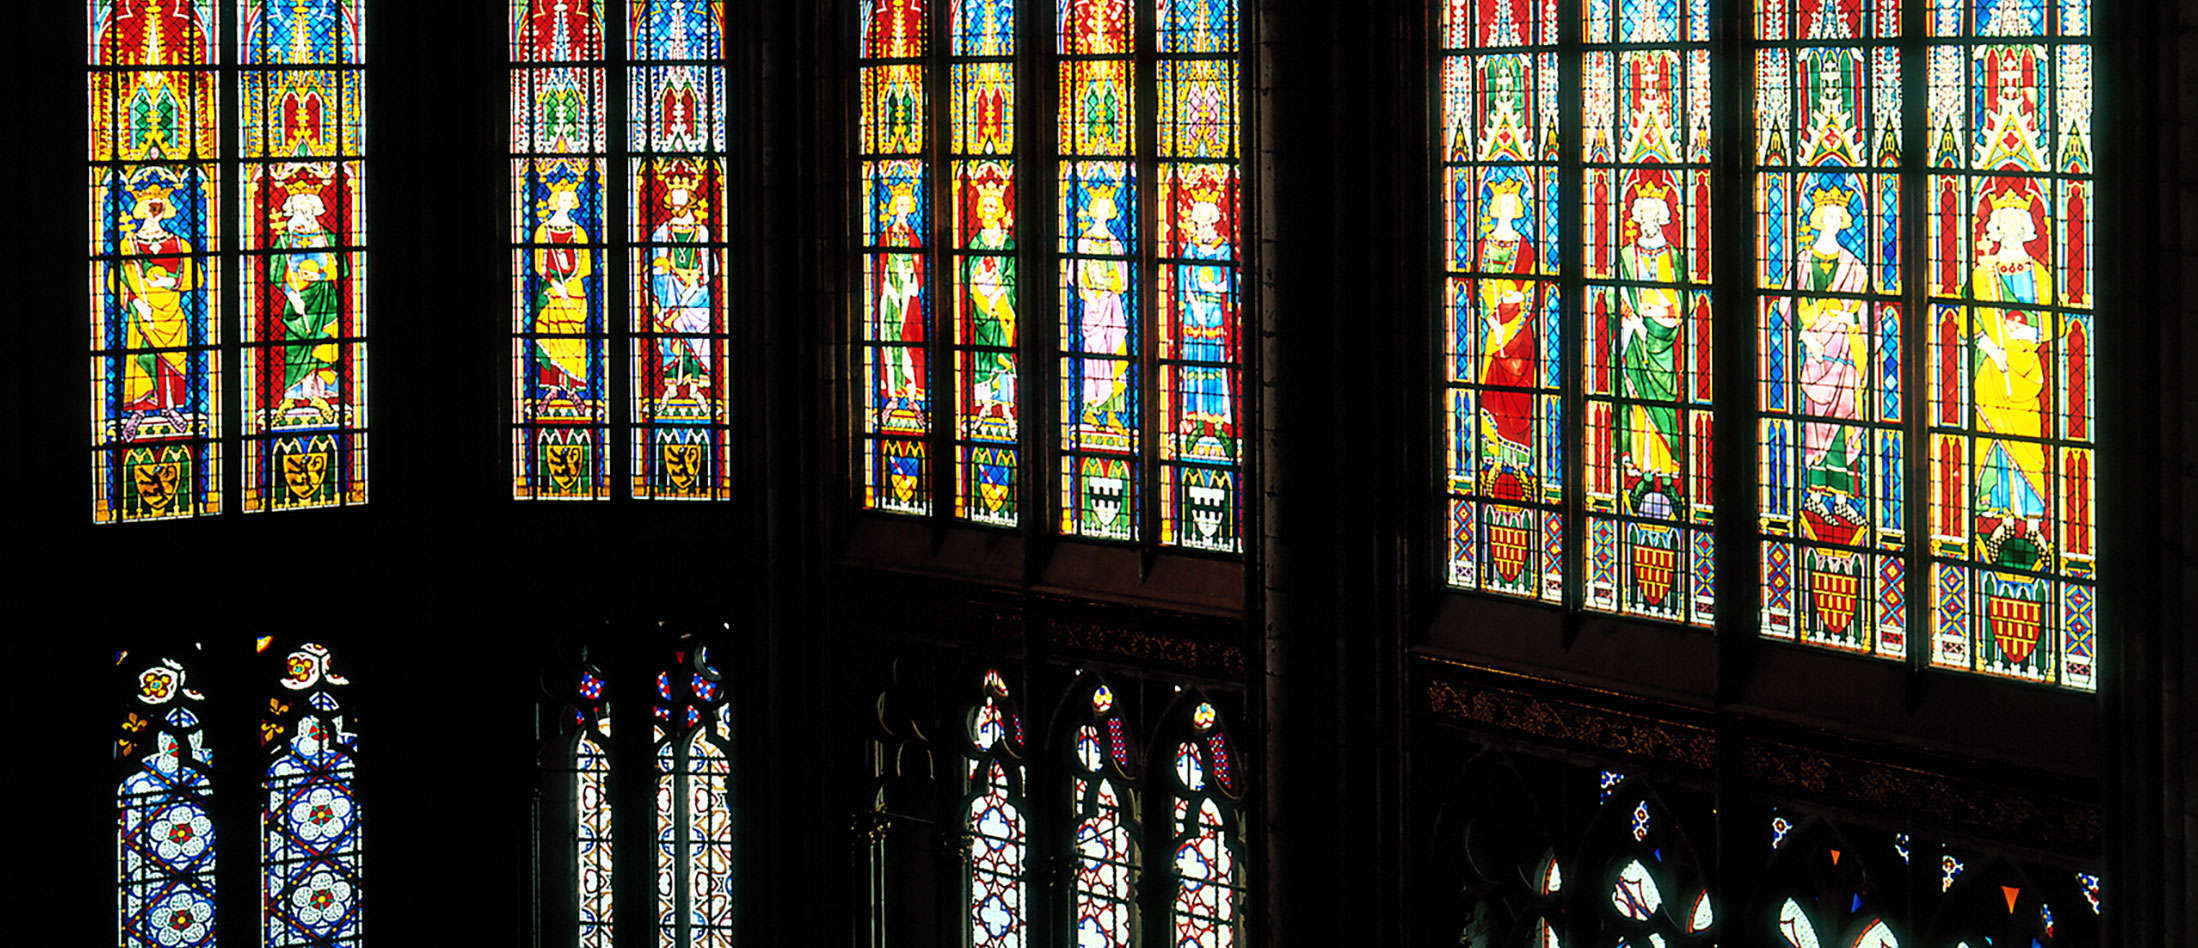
left=1614, top=184, right=1684, bottom=518
left=532, top=173, right=595, bottom=406
left=1970, top=190, right=2053, bottom=566
left=119, top=167, right=198, bottom=441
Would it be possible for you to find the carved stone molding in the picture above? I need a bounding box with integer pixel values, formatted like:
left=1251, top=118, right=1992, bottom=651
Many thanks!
left=1041, top=615, right=1246, bottom=679
left=1420, top=676, right=1716, bottom=772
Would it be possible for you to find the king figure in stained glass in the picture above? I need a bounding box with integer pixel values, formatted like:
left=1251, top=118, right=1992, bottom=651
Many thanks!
left=649, top=160, right=715, bottom=412
left=268, top=164, right=343, bottom=425
left=1175, top=166, right=1235, bottom=448
left=965, top=163, right=1017, bottom=427
left=118, top=166, right=201, bottom=441
left=1797, top=182, right=1870, bottom=534
left=1616, top=178, right=1684, bottom=518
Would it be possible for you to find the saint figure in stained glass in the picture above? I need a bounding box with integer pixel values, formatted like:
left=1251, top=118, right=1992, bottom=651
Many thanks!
left=1616, top=179, right=1685, bottom=516
left=1478, top=178, right=1541, bottom=474
left=1796, top=184, right=1869, bottom=523
left=648, top=165, right=715, bottom=402
left=118, top=168, right=204, bottom=442
left=1969, top=185, right=2051, bottom=562
left=534, top=167, right=599, bottom=405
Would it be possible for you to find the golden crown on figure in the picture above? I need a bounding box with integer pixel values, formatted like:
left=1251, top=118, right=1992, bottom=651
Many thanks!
left=1987, top=187, right=2036, bottom=213
left=1630, top=180, right=1669, bottom=203
left=130, top=177, right=177, bottom=205
left=660, top=160, right=707, bottom=215
left=1489, top=177, right=1526, bottom=199
left=1809, top=185, right=1853, bottom=209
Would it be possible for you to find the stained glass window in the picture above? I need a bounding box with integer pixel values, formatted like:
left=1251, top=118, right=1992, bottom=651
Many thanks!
left=1056, top=0, right=1139, bottom=540
left=1439, top=0, right=1563, bottom=600
left=1057, top=0, right=1244, bottom=549
left=242, top=0, right=368, bottom=512
left=513, top=0, right=611, bottom=498
left=1582, top=0, right=1716, bottom=625
left=1588, top=776, right=1714, bottom=946
left=1755, top=0, right=1907, bottom=658
left=858, top=0, right=932, bottom=514
left=654, top=645, right=735, bottom=948
left=1754, top=813, right=2099, bottom=947
left=951, top=0, right=1021, bottom=525
left=513, top=0, right=733, bottom=500
left=90, top=0, right=370, bottom=522
left=1068, top=680, right=1139, bottom=948
left=91, top=0, right=222, bottom=522
left=572, top=666, right=615, bottom=948
left=263, top=641, right=362, bottom=948
left=1169, top=700, right=1243, bottom=948
left=118, top=652, right=217, bottom=948
left=1924, top=0, right=2095, bottom=689
left=1153, top=0, right=1243, bottom=551
left=631, top=0, right=731, bottom=499
left=965, top=669, right=1029, bottom=948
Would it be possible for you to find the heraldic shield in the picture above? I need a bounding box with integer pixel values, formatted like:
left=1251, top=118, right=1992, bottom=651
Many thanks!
left=123, top=444, right=194, bottom=520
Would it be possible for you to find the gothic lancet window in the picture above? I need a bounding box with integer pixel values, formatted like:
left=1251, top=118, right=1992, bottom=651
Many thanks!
left=566, top=665, right=615, bottom=948
left=263, top=641, right=363, bottom=948
left=964, top=669, right=1029, bottom=948
left=1166, top=698, right=1244, bottom=948
left=117, top=641, right=366, bottom=948
left=654, top=645, right=734, bottom=948
left=1440, top=0, right=1564, bottom=601
left=1923, top=0, right=2095, bottom=689
left=1582, top=0, right=1717, bottom=625
left=856, top=0, right=936, bottom=515
left=512, top=0, right=733, bottom=500
left=856, top=0, right=1246, bottom=552
left=118, top=652, right=217, bottom=948
left=1755, top=0, right=1910, bottom=660
left=1066, top=679, right=1139, bottom=948
left=1586, top=776, right=1715, bottom=947
left=89, top=0, right=370, bottom=522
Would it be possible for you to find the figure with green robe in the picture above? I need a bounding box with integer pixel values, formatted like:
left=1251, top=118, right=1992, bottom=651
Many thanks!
left=272, top=186, right=342, bottom=420
left=1614, top=185, right=1684, bottom=518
